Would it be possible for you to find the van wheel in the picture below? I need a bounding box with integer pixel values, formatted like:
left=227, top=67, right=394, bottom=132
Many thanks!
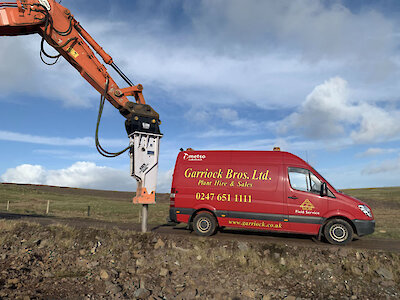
left=193, top=212, right=217, bottom=236
left=324, top=219, right=353, bottom=245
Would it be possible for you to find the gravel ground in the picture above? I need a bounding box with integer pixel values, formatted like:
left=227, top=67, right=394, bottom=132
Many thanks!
left=0, top=220, right=399, bottom=299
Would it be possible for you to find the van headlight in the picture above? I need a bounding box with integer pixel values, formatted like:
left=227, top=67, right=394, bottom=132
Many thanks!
left=358, top=205, right=372, bottom=217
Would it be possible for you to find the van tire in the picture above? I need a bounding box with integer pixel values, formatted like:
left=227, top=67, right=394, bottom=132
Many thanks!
left=193, top=212, right=217, bottom=236
left=324, top=219, right=353, bottom=245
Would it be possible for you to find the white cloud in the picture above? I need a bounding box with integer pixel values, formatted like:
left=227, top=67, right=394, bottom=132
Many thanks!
left=1, top=162, right=172, bottom=192
left=0, top=36, right=94, bottom=108
left=0, top=130, right=92, bottom=146
left=184, top=106, right=211, bottom=123
left=280, top=77, right=355, bottom=138
left=32, top=149, right=101, bottom=161
left=219, top=108, right=238, bottom=120
left=2, top=1, right=400, bottom=112
left=280, top=77, right=400, bottom=144
left=156, top=169, right=173, bottom=193
left=206, top=135, right=348, bottom=153
left=196, top=129, right=250, bottom=139
left=185, top=106, right=270, bottom=138
left=319, top=163, right=399, bottom=189
left=72, top=1, right=400, bottom=111
left=357, top=147, right=399, bottom=157
left=187, top=0, right=396, bottom=63
left=1, top=164, right=46, bottom=185
left=358, top=148, right=386, bottom=157
left=362, top=155, right=400, bottom=175
left=1, top=1, right=400, bottom=192
left=0, top=37, right=36, bottom=94
left=350, top=103, right=400, bottom=143
left=0, top=130, right=127, bottom=147
left=0, top=162, right=131, bottom=190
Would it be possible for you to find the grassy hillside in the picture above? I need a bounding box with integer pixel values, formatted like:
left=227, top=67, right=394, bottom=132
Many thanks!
left=0, top=183, right=170, bottom=224
left=0, top=183, right=399, bottom=239
left=342, top=187, right=400, bottom=239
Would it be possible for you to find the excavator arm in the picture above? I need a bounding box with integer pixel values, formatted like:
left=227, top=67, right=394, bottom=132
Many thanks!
left=0, top=0, right=162, bottom=204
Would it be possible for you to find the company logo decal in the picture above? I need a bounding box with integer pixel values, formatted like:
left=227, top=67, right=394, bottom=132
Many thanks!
left=183, top=153, right=206, bottom=161
left=295, top=199, right=320, bottom=216
left=300, top=199, right=315, bottom=211
left=183, top=167, right=273, bottom=189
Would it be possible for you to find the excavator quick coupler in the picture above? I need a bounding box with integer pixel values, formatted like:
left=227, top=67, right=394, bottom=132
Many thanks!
left=125, top=115, right=161, bottom=136
left=124, top=102, right=160, bottom=136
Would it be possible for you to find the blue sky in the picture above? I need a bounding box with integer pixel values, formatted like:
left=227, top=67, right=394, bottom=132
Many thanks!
left=1, top=0, right=400, bottom=192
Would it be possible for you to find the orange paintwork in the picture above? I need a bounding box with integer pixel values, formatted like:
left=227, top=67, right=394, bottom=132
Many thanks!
left=0, top=0, right=146, bottom=116
left=133, top=187, right=156, bottom=204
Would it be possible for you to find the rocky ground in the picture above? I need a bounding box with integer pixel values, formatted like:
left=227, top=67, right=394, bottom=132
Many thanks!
left=0, top=220, right=399, bottom=300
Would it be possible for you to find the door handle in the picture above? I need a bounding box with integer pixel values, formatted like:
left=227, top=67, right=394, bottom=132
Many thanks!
left=288, top=196, right=298, bottom=199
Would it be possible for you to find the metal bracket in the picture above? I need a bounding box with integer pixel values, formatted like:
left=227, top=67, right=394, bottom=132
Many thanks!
left=130, top=131, right=162, bottom=204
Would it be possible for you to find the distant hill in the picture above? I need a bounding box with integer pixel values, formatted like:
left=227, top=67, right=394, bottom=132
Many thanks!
left=0, top=182, right=170, bottom=203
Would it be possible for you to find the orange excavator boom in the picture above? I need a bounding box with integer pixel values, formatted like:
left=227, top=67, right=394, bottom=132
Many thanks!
left=0, top=0, right=162, bottom=205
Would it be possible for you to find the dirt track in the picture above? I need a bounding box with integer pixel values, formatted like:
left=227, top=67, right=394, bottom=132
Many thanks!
left=1, top=212, right=399, bottom=253
left=1, top=183, right=399, bottom=253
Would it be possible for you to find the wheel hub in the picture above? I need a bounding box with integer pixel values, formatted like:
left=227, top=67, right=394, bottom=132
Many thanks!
left=330, top=224, right=348, bottom=242
left=198, top=218, right=211, bottom=232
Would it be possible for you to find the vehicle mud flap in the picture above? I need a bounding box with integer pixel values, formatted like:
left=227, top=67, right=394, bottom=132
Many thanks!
left=317, top=222, right=324, bottom=241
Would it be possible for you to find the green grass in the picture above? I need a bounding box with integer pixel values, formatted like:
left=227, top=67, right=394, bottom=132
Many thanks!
left=0, top=183, right=169, bottom=225
left=0, top=184, right=399, bottom=240
left=342, top=187, right=400, bottom=206
left=342, top=187, right=400, bottom=239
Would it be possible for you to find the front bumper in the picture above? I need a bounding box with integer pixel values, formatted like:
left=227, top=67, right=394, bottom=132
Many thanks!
left=354, top=219, right=375, bottom=237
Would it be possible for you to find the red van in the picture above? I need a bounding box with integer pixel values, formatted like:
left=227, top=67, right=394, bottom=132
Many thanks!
left=169, top=149, right=375, bottom=245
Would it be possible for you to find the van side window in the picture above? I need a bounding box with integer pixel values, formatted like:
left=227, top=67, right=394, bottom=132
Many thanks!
left=288, top=168, right=309, bottom=192
left=288, top=167, right=321, bottom=195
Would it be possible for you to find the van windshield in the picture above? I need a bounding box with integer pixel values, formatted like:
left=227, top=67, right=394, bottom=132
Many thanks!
left=310, top=173, right=322, bottom=193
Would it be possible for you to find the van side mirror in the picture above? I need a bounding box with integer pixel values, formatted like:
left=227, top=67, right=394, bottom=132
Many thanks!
left=320, top=182, right=328, bottom=197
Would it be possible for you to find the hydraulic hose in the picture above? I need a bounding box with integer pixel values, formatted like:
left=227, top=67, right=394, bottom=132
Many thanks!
left=95, top=78, right=130, bottom=157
